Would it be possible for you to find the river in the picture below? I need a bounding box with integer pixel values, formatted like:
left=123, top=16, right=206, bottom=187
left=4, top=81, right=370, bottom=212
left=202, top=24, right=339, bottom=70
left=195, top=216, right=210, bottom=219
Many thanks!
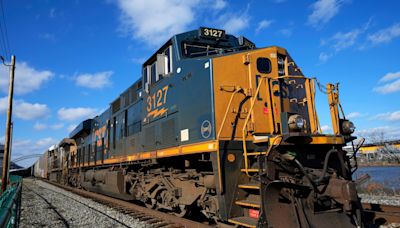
left=353, top=166, right=400, bottom=190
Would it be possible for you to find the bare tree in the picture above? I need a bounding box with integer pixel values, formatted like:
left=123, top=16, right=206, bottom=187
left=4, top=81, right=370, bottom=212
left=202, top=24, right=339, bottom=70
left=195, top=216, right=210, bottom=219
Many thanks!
left=359, top=129, right=400, bottom=163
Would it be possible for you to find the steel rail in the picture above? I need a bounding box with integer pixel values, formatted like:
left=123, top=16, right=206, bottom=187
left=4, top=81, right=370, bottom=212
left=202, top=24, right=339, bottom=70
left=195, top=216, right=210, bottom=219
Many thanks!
left=43, top=180, right=211, bottom=228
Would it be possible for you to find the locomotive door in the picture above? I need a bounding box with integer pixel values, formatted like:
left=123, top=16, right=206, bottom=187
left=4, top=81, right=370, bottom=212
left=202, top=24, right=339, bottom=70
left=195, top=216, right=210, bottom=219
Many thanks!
left=247, top=51, right=277, bottom=135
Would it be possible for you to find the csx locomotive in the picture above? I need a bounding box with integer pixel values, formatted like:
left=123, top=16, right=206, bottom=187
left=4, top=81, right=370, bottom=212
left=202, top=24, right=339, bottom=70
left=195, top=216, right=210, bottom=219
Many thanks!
left=34, top=27, right=363, bottom=227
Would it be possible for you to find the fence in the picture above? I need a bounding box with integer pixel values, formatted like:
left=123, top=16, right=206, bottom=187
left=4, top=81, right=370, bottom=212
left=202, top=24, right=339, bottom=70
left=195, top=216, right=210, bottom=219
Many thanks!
left=0, top=175, right=22, bottom=228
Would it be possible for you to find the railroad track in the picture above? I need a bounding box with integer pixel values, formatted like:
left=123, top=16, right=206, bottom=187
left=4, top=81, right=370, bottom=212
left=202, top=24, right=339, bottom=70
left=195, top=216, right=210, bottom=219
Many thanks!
left=43, top=180, right=210, bottom=228
left=38, top=179, right=400, bottom=227
left=23, top=184, right=71, bottom=228
left=363, top=203, right=400, bottom=226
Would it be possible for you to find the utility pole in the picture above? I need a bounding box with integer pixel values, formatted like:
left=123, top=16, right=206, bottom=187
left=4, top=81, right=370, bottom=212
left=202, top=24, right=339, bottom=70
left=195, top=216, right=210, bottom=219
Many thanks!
left=1, top=55, right=15, bottom=193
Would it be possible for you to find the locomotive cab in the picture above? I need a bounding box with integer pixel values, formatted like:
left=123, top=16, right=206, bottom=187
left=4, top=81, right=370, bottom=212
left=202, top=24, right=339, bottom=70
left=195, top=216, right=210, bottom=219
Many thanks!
left=209, top=31, right=361, bottom=227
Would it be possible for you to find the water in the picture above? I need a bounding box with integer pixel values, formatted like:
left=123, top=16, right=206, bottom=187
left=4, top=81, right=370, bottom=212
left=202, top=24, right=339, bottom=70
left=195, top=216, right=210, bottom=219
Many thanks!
left=353, top=166, right=400, bottom=190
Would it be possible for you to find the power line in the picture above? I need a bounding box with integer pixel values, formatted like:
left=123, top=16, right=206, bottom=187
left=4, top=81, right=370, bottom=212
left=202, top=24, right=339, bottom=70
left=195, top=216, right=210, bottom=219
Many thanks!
left=0, top=0, right=10, bottom=59
left=0, top=18, right=7, bottom=58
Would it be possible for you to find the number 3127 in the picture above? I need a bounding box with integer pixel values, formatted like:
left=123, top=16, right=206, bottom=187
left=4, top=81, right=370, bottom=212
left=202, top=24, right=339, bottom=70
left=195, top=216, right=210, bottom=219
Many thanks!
left=147, top=85, right=169, bottom=112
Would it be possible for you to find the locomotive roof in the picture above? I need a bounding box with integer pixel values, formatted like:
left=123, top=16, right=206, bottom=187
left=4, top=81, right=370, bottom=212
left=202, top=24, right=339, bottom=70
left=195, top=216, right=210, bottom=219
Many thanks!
left=143, top=27, right=256, bottom=66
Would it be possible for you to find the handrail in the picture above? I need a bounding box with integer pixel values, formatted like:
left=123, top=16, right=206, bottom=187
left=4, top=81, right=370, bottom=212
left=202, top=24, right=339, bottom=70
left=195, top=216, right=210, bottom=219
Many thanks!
left=241, top=76, right=266, bottom=176
left=310, top=79, right=322, bottom=133
left=217, top=86, right=242, bottom=139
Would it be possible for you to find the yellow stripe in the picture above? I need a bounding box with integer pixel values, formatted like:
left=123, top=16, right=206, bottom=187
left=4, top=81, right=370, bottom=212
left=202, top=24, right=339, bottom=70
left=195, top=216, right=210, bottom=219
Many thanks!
left=181, top=142, right=216, bottom=153
left=235, top=201, right=260, bottom=208
left=246, top=152, right=266, bottom=156
left=101, top=140, right=217, bottom=165
left=228, top=219, right=256, bottom=228
left=309, top=136, right=344, bottom=144
left=238, top=184, right=260, bottom=190
left=157, top=148, right=179, bottom=157
left=241, top=168, right=260, bottom=172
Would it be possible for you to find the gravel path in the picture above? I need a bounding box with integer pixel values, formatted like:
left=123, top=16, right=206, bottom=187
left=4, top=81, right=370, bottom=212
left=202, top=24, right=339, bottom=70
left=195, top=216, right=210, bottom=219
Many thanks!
left=21, top=178, right=150, bottom=228
left=359, top=194, right=400, bottom=206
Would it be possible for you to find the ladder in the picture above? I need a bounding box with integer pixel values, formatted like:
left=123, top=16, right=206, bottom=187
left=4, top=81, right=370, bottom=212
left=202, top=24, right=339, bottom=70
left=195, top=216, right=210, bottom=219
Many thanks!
left=228, top=75, right=281, bottom=227
left=228, top=138, right=272, bottom=227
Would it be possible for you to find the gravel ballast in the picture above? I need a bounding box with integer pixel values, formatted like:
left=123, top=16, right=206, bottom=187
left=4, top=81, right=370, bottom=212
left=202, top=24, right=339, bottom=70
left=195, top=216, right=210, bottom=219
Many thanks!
left=359, top=194, right=400, bottom=206
left=21, top=178, right=149, bottom=227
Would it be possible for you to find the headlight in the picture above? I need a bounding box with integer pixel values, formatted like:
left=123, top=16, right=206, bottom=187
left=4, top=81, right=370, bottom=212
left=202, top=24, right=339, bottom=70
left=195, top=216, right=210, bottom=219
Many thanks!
left=341, top=120, right=355, bottom=134
left=288, top=114, right=305, bottom=131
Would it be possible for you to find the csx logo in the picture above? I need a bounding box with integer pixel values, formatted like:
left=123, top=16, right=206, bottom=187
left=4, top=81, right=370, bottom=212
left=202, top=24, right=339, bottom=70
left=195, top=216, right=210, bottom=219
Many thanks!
left=272, top=81, right=290, bottom=99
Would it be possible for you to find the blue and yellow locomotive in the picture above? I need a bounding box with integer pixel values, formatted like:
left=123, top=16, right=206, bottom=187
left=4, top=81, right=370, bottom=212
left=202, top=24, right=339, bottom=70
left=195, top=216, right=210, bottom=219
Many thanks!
left=41, top=27, right=363, bottom=227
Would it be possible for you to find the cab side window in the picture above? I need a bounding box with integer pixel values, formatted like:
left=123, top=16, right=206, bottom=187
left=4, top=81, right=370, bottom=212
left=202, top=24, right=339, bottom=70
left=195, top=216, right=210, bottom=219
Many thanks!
left=143, top=45, right=173, bottom=93
left=163, top=46, right=172, bottom=75
left=150, top=62, right=157, bottom=84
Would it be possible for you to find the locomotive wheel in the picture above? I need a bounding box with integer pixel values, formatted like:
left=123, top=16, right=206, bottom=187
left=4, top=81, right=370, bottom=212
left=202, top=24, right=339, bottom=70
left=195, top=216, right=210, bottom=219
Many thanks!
left=145, top=198, right=157, bottom=209
left=173, top=204, right=188, bottom=218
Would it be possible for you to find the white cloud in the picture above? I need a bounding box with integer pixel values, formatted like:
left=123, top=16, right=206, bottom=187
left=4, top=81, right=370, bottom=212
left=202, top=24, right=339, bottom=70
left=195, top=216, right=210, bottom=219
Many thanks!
left=11, top=137, right=58, bottom=167
left=49, top=8, right=56, bottom=18
left=319, top=52, right=331, bottom=63
left=331, top=30, right=362, bottom=51
left=33, top=123, right=47, bottom=130
left=0, top=97, right=50, bottom=120
left=279, top=28, right=292, bottom=37
left=15, top=101, right=50, bottom=120
left=374, top=70, right=400, bottom=94
left=58, top=107, right=97, bottom=121
left=256, top=20, right=273, bottom=33
left=374, top=79, right=400, bottom=94
left=307, top=0, right=344, bottom=28
left=40, top=33, right=56, bottom=42
left=34, top=122, right=64, bottom=131
left=74, top=71, right=113, bottom=89
left=379, top=71, right=400, bottom=83
left=326, top=22, right=370, bottom=51
left=347, top=112, right=362, bottom=119
left=116, top=0, right=199, bottom=46
left=213, top=0, right=227, bottom=10
left=0, top=61, right=53, bottom=95
left=320, top=21, right=371, bottom=60
left=367, top=23, right=400, bottom=45
left=373, top=111, right=400, bottom=122
left=218, top=11, right=250, bottom=34
left=67, top=124, right=77, bottom=133
left=0, top=96, right=7, bottom=113
left=356, top=126, right=400, bottom=142
left=131, top=57, right=146, bottom=65
left=51, top=123, right=64, bottom=130
left=321, top=125, right=332, bottom=132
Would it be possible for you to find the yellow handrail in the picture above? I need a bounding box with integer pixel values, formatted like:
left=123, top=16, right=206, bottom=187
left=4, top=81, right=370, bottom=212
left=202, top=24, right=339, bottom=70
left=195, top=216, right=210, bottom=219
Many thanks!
left=241, top=76, right=266, bottom=176
left=217, top=86, right=242, bottom=139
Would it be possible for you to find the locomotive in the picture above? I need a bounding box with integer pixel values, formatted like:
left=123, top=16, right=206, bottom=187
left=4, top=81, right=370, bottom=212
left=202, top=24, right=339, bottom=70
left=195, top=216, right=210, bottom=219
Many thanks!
left=34, top=27, right=363, bottom=227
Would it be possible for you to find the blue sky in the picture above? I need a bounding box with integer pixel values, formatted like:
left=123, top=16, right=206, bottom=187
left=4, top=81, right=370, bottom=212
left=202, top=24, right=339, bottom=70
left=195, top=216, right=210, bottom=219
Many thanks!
left=0, top=0, right=399, bottom=166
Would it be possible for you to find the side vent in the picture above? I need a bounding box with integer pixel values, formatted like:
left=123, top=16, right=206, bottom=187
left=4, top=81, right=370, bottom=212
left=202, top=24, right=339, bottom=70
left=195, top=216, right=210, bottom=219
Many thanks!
left=130, top=87, right=138, bottom=104
left=123, top=91, right=129, bottom=107
left=129, top=138, right=135, bottom=147
left=112, top=98, right=121, bottom=114
left=162, top=119, right=176, bottom=147
left=145, top=126, right=156, bottom=149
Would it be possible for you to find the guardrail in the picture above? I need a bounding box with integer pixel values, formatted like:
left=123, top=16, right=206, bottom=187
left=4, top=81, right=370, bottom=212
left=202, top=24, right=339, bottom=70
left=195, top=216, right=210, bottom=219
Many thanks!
left=0, top=175, right=22, bottom=228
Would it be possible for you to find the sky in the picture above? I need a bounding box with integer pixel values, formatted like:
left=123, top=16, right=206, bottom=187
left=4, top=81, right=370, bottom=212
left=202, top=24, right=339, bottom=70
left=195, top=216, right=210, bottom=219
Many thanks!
left=0, top=0, right=399, bottom=167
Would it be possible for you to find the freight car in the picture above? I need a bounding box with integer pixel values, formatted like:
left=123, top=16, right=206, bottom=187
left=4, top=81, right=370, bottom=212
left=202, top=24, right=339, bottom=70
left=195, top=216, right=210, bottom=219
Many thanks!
left=36, top=27, right=364, bottom=227
left=33, top=150, right=48, bottom=179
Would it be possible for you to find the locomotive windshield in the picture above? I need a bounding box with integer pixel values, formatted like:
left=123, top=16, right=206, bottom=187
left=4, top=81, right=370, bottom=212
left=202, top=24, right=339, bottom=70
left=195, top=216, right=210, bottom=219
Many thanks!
left=180, top=27, right=256, bottom=58
left=182, top=41, right=236, bottom=58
